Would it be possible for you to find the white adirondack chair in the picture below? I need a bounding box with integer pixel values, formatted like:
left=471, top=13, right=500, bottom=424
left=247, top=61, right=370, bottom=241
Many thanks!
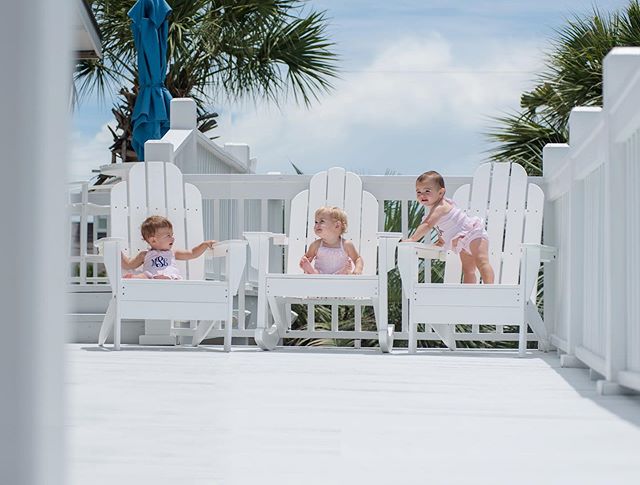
left=398, top=162, right=556, bottom=356
left=244, top=167, right=401, bottom=352
left=96, top=162, right=247, bottom=351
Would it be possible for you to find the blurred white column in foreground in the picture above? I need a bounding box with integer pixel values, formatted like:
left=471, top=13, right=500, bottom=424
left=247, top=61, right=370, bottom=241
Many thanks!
left=0, top=1, right=70, bottom=484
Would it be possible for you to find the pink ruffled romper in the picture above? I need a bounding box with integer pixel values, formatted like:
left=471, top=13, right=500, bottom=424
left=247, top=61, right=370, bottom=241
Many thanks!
left=143, top=249, right=183, bottom=280
left=313, top=238, right=353, bottom=274
left=425, top=199, right=489, bottom=255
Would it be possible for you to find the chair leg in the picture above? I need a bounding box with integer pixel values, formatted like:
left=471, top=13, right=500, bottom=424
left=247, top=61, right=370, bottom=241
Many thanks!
left=431, top=324, right=456, bottom=350
left=254, top=295, right=286, bottom=351
left=224, top=300, right=233, bottom=353
left=372, top=297, right=394, bottom=353
left=525, top=298, right=549, bottom=350
left=254, top=326, right=279, bottom=351
left=113, top=305, right=121, bottom=351
left=98, top=298, right=115, bottom=347
left=192, top=321, right=215, bottom=347
left=408, top=317, right=417, bottom=355
left=518, top=324, right=527, bottom=357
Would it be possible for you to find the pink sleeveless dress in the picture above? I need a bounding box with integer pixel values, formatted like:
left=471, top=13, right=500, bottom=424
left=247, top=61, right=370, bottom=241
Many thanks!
left=313, top=238, right=352, bottom=274
left=424, top=199, right=488, bottom=255
left=143, top=249, right=183, bottom=280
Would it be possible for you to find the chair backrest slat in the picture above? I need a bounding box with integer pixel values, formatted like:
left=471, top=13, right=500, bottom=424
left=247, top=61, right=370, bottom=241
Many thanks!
left=501, top=164, right=528, bottom=284
left=128, top=164, right=149, bottom=256
left=524, top=184, right=544, bottom=245
left=110, top=182, right=130, bottom=253
left=184, top=183, right=204, bottom=280
left=486, top=163, right=510, bottom=279
left=306, top=171, right=328, bottom=247
left=443, top=184, right=470, bottom=283
left=287, top=190, right=311, bottom=274
left=360, top=192, right=378, bottom=276
left=468, top=163, right=492, bottom=219
left=326, top=167, right=346, bottom=207
left=343, top=171, right=363, bottom=249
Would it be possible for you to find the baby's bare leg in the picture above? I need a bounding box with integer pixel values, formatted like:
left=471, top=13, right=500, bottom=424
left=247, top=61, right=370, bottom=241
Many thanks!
left=123, top=273, right=150, bottom=279
left=459, top=250, right=477, bottom=283
left=470, top=238, right=494, bottom=284
left=299, top=256, right=318, bottom=274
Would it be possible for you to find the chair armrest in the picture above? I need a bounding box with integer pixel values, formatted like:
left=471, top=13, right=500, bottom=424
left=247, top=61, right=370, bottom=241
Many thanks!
left=398, top=241, right=447, bottom=261
left=243, top=232, right=288, bottom=245
left=376, top=232, right=402, bottom=272
left=207, top=240, right=247, bottom=295
left=521, top=243, right=557, bottom=263
left=397, top=241, right=446, bottom=289
left=520, top=243, right=556, bottom=297
left=243, top=232, right=287, bottom=271
left=94, top=237, right=125, bottom=253
left=208, top=239, right=247, bottom=259
left=94, top=238, right=125, bottom=288
left=376, top=232, right=403, bottom=239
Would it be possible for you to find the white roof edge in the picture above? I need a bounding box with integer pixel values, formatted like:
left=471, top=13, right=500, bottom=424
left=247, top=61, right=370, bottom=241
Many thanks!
left=76, top=0, right=102, bottom=59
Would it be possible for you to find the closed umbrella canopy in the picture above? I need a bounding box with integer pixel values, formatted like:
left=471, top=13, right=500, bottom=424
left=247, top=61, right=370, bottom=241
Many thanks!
left=128, top=0, right=172, bottom=160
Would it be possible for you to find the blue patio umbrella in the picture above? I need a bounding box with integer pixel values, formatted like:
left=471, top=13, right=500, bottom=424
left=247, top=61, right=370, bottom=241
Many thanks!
left=128, top=0, right=172, bottom=160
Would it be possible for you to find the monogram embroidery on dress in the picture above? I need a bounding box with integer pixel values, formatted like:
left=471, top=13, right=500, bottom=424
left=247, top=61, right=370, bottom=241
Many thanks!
left=151, top=255, right=169, bottom=268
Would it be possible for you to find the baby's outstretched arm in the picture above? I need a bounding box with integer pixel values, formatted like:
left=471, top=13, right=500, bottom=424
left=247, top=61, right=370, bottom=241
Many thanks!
left=175, top=240, right=216, bottom=260
left=405, top=205, right=447, bottom=243
left=121, top=250, right=146, bottom=270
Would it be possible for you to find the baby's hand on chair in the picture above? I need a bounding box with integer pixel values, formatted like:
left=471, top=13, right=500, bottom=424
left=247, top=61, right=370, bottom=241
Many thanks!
left=205, top=240, right=216, bottom=249
left=339, top=259, right=355, bottom=275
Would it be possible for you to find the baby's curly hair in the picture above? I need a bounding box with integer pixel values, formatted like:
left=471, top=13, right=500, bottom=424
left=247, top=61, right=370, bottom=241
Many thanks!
left=140, top=215, right=173, bottom=242
left=315, top=206, right=348, bottom=235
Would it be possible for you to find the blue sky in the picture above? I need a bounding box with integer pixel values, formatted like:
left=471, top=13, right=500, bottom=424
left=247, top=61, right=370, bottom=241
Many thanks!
left=71, top=0, right=631, bottom=180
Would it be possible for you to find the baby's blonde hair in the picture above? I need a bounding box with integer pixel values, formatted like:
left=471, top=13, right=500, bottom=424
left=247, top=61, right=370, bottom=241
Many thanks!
left=315, top=206, right=348, bottom=235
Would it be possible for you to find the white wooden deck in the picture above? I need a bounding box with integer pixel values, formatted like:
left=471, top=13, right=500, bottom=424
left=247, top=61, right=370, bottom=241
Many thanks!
left=67, top=344, right=640, bottom=485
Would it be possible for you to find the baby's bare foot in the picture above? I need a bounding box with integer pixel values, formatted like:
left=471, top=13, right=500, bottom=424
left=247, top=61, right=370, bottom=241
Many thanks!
left=299, top=256, right=317, bottom=274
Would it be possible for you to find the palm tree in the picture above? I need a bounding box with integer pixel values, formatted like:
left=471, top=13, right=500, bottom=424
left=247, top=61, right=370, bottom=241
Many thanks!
left=486, top=1, right=640, bottom=175
left=75, top=0, right=339, bottom=163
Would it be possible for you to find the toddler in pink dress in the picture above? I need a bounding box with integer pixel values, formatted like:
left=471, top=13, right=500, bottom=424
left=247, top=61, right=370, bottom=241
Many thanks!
left=406, top=171, right=494, bottom=284
left=299, top=206, right=363, bottom=275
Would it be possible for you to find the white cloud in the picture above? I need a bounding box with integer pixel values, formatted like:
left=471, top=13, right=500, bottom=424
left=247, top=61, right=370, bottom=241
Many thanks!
left=214, top=34, right=544, bottom=175
left=69, top=124, right=113, bottom=182
left=70, top=35, right=545, bottom=179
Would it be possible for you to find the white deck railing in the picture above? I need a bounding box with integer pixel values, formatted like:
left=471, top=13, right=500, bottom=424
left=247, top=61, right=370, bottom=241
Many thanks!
left=543, top=47, right=640, bottom=393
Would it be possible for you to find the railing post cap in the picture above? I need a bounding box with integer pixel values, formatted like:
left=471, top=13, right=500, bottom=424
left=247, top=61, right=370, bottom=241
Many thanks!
left=542, top=143, right=570, bottom=179
left=603, top=47, right=640, bottom=109
left=170, top=98, right=197, bottom=130
left=144, top=140, right=174, bottom=163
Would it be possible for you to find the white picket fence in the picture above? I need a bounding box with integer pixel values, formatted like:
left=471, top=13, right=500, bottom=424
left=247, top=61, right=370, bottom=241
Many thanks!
left=543, top=47, right=640, bottom=393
